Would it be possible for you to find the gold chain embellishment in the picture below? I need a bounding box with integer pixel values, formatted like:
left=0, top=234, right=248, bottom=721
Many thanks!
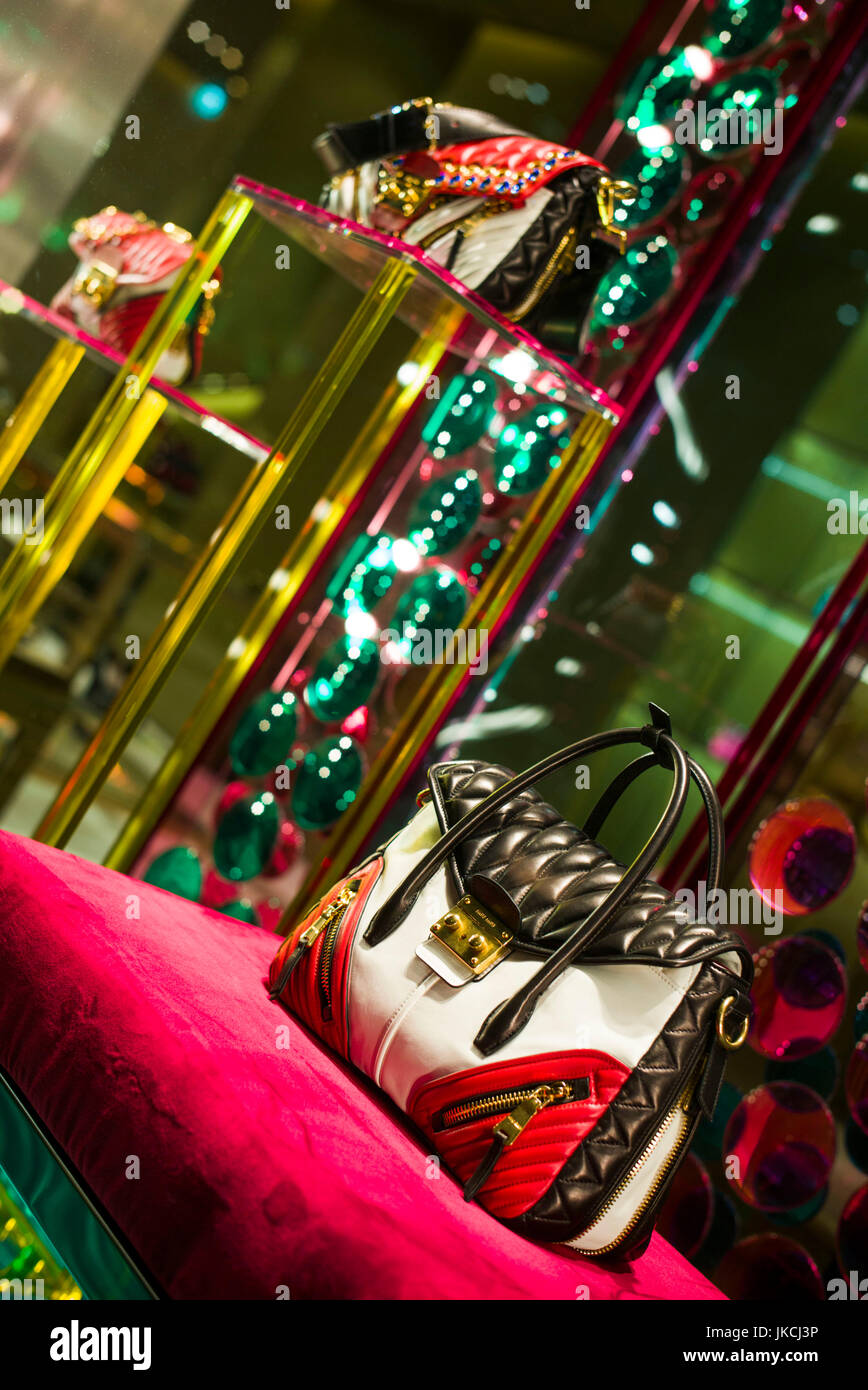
left=369, top=149, right=592, bottom=221
left=399, top=151, right=636, bottom=206
left=72, top=206, right=194, bottom=248
left=425, top=148, right=604, bottom=196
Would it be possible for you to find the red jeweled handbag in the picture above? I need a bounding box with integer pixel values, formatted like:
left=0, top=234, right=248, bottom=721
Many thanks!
left=269, top=708, right=752, bottom=1258
left=315, top=98, right=636, bottom=358
left=51, top=207, right=221, bottom=385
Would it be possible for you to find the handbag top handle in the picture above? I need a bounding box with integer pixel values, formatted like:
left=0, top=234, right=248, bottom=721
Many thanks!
left=365, top=707, right=746, bottom=1055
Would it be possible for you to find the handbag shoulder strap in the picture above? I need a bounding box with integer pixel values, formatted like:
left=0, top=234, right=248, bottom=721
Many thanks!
left=314, top=101, right=527, bottom=178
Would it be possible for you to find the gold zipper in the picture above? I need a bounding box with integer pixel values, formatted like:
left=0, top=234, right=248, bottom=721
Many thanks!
left=270, top=878, right=362, bottom=1002
left=457, top=1081, right=575, bottom=1203
left=503, top=226, right=578, bottom=322
left=317, top=878, right=362, bottom=1020
left=440, top=1081, right=573, bottom=1135
left=493, top=1082, right=572, bottom=1143
left=573, top=1070, right=700, bottom=1257
left=298, top=877, right=361, bottom=949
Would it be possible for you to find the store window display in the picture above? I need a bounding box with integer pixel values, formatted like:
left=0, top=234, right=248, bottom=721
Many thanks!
left=0, top=0, right=865, bottom=1341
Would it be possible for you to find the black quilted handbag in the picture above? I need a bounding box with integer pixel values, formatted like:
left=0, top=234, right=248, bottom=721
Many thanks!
left=314, top=97, right=636, bottom=357
left=269, top=706, right=753, bottom=1259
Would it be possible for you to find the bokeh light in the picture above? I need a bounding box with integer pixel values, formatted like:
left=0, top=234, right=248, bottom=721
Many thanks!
left=749, top=797, right=856, bottom=915
left=723, top=1082, right=835, bottom=1211
left=749, top=936, right=846, bottom=1059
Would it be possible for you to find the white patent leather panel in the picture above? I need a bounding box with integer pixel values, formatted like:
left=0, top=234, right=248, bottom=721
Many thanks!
left=449, top=188, right=553, bottom=288
left=401, top=196, right=484, bottom=246
left=346, top=805, right=699, bottom=1112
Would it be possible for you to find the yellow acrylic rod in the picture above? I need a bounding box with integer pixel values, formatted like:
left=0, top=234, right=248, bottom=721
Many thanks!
left=0, top=390, right=167, bottom=672
left=35, top=258, right=417, bottom=849
left=0, top=339, right=85, bottom=494
left=0, top=187, right=252, bottom=627
left=282, top=410, right=613, bottom=928
left=104, top=298, right=464, bottom=873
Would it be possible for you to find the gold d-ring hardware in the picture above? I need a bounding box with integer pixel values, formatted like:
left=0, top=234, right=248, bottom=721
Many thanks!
left=717, top=995, right=749, bottom=1051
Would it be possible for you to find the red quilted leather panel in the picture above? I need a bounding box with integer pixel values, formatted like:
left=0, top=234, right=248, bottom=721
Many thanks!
left=268, top=858, right=382, bottom=1059
left=101, top=293, right=164, bottom=357
left=101, top=271, right=222, bottom=379
left=408, top=1050, right=629, bottom=1220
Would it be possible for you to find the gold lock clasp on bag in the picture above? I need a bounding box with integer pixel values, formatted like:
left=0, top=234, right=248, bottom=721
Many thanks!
left=429, top=895, right=514, bottom=979
left=73, top=259, right=119, bottom=310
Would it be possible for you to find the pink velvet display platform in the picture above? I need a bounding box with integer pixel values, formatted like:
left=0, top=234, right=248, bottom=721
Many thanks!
left=0, top=829, right=724, bottom=1300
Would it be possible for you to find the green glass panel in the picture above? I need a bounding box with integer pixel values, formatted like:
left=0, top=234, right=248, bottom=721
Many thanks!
left=229, top=689, right=297, bottom=777
left=213, top=791, right=279, bottom=881
left=142, top=846, right=202, bottom=902
left=326, top=532, right=379, bottom=605
left=0, top=1083, right=150, bottom=1299
left=702, top=71, right=781, bottom=158
left=421, top=372, right=498, bottom=456
left=617, top=51, right=695, bottom=134
left=392, top=567, right=467, bottom=635
left=292, top=735, right=363, bottom=831
left=705, top=0, right=785, bottom=59
left=306, top=637, right=380, bottom=723
left=615, top=143, right=685, bottom=229
left=493, top=407, right=571, bottom=496
left=330, top=533, right=397, bottom=616
left=408, top=469, right=482, bottom=556
left=591, top=235, right=677, bottom=329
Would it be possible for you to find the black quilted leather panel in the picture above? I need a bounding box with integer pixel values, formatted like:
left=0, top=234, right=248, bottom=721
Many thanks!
left=475, top=169, right=601, bottom=319
left=506, top=962, right=743, bottom=1242
left=428, top=761, right=750, bottom=972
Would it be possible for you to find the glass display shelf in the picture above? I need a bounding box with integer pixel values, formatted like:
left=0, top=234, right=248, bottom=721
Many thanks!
left=0, top=167, right=622, bottom=880
left=0, top=1075, right=153, bottom=1300
left=85, top=179, right=621, bottom=914
left=0, top=276, right=269, bottom=463
left=232, top=176, right=621, bottom=424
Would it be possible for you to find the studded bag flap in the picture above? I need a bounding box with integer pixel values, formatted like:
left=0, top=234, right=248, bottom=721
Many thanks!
left=50, top=207, right=221, bottom=386
left=314, top=99, right=636, bottom=359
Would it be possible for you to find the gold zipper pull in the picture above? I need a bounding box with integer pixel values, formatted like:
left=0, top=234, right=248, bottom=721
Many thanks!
left=298, top=898, right=338, bottom=948
left=493, top=1083, right=567, bottom=1146
left=680, top=1063, right=704, bottom=1113
left=269, top=878, right=362, bottom=998
left=463, top=1083, right=570, bottom=1203
left=299, top=877, right=362, bottom=946
left=299, top=913, right=331, bottom=948
left=593, top=176, right=636, bottom=252
left=595, top=176, right=637, bottom=227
